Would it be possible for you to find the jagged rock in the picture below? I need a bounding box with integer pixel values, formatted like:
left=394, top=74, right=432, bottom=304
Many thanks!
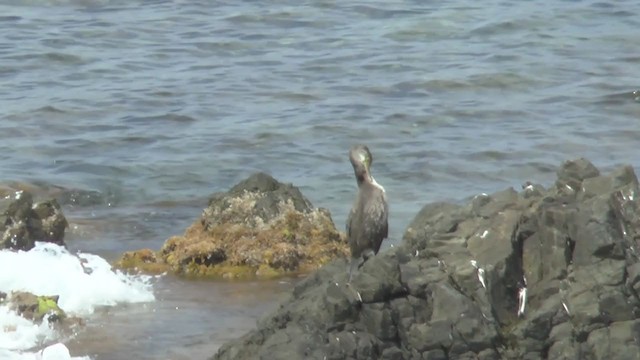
left=0, top=190, right=68, bottom=250
left=211, top=159, right=640, bottom=360
left=116, top=173, right=348, bottom=278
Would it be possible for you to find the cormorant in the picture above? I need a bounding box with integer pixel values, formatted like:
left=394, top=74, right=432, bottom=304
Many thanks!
left=346, top=144, right=388, bottom=282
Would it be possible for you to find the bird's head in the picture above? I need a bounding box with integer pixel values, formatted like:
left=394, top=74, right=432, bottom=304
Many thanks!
left=349, top=144, right=373, bottom=184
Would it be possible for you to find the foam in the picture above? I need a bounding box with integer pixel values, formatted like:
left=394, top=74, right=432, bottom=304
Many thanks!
left=0, top=242, right=156, bottom=359
left=0, top=342, right=91, bottom=360
left=0, top=305, right=56, bottom=351
left=0, top=242, right=154, bottom=315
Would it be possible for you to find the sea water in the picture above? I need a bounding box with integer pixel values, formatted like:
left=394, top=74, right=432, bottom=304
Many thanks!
left=0, top=0, right=639, bottom=357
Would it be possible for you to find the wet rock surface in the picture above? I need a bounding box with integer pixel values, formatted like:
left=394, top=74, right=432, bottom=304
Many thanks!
left=5, top=291, right=66, bottom=323
left=0, top=190, right=68, bottom=251
left=117, top=172, right=348, bottom=278
left=1, top=291, right=84, bottom=336
left=212, top=159, right=640, bottom=360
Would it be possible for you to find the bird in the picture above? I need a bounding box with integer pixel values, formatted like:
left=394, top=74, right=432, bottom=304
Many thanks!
left=346, top=144, right=388, bottom=282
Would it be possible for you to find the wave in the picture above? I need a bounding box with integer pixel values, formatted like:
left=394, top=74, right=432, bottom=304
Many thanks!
left=0, top=242, right=155, bottom=359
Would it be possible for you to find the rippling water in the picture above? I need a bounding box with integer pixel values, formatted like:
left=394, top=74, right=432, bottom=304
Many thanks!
left=1, top=0, right=639, bottom=358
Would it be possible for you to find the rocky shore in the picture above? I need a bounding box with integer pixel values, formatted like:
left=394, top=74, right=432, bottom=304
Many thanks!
left=0, top=189, right=81, bottom=331
left=212, top=159, right=640, bottom=360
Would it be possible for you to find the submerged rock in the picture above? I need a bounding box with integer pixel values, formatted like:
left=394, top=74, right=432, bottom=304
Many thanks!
left=0, top=190, right=68, bottom=251
left=117, top=173, right=348, bottom=278
left=212, top=159, right=640, bottom=360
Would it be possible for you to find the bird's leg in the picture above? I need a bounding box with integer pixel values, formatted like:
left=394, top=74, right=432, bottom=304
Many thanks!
left=358, top=249, right=376, bottom=269
left=347, top=257, right=360, bottom=283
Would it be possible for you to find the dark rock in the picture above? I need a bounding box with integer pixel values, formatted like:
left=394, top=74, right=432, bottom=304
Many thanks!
left=471, top=188, right=521, bottom=218
left=478, top=349, right=501, bottom=360
left=360, top=303, right=396, bottom=341
left=33, top=200, right=67, bottom=245
left=521, top=182, right=546, bottom=199
left=380, top=346, right=403, bottom=360
left=0, top=191, right=68, bottom=250
left=422, top=349, right=447, bottom=360
left=586, top=320, right=640, bottom=360
left=211, top=160, right=640, bottom=360
left=210, top=172, right=313, bottom=228
left=556, top=158, right=600, bottom=192
left=402, top=202, right=466, bottom=252
left=351, top=253, right=405, bottom=303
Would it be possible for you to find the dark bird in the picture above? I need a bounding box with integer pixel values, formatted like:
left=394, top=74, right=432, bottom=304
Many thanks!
left=346, top=144, right=388, bottom=282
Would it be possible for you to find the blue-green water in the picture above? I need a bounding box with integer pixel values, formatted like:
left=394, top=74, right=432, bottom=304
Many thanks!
left=0, top=0, right=639, bottom=358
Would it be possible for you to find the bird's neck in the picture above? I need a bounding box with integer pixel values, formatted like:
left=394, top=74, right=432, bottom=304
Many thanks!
left=357, top=171, right=382, bottom=191
left=369, top=175, right=385, bottom=192
left=355, top=169, right=369, bottom=187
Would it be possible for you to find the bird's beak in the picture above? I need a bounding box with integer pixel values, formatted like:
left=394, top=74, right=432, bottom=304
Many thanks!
left=359, top=154, right=368, bottom=168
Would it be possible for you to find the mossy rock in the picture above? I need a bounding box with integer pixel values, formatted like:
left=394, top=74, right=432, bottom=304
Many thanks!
left=9, top=292, right=66, bottom=323
left=116, top=248, right=169, bottom=274
left=115, top=173, right=349, bottom=279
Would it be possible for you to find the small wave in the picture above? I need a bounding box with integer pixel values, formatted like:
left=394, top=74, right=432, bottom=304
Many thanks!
left=0, top=242, right=154, bottom=315
left=34, top=105, right=66, bottom=114
left=349, top=5, right=421, bottom=19
left=0, top=16, right=21, bottom=22
left=123, top=113, right=197, bottom=124
left=43, top=52, right=85, bottom=65
left=260, top=91, right=322, bottom=102
left=0, top=243, right=155, bottom=358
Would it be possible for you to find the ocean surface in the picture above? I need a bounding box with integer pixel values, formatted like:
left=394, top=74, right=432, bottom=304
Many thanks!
left=0, top=0, right=639, bottom=358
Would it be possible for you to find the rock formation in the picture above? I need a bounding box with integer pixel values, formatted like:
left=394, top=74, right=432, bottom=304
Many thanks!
left=117, top=172, right=349, bottom=278
left=0, top=190, right=68, bottom=251
left=212, top=159, right=640, bottom=360
left=1, top=291, right=84, bottom=336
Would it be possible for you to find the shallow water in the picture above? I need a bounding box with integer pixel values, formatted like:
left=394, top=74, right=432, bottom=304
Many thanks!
left=66, top=276, right=294, bottom=360
left=0, top=0, right=639, bottom=358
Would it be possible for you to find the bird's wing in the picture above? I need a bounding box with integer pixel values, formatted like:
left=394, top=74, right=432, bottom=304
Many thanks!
left=346, top=204, right=356, bottom=239
left=367, top=190, right=388, bottom=254
left=382, top=192, right=389, bottom=239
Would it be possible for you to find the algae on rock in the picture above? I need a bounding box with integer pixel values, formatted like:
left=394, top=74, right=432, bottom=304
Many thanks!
left=5, top=291, right=66, bottom=323
left=117, top=173, right=349, bottom=279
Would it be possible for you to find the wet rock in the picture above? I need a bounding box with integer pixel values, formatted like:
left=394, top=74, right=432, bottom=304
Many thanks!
left=556, top=158, right=600, bottom=193
left=0, top=190, right=68, bottom=250
left=211, top=160, right=640, bottom=360
left=116, top=173, right=348, bottom=278
left=7, top=291, right=66, bottom=323
left=0, top=182, right=110, bottom=209
left=116, top=248, right=169, bottom=274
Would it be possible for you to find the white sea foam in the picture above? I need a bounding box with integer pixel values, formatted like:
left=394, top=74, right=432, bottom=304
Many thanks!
left=0, top=242, right=155, bottom=359
left=0, top=305, right=57, bottom=351
left=0, top=342, right=92, bottom=360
